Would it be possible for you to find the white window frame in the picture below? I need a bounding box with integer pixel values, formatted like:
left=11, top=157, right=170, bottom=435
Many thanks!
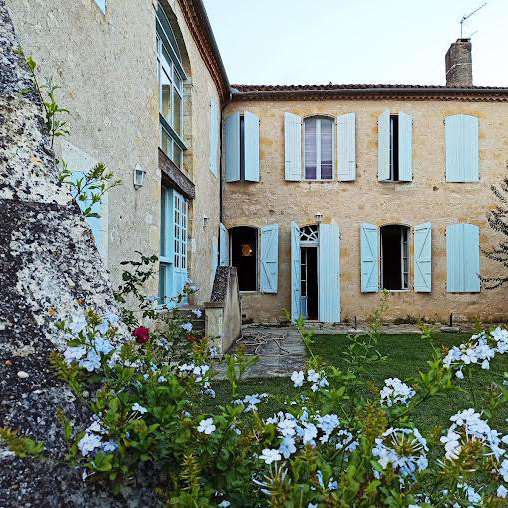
left=157, top=34, right=184, bottom=169
left=303, top=116, right=335, bottom=181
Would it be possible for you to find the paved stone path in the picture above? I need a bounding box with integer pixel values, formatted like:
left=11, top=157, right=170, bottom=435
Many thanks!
left=216, top=323, right=476, bottom=379
left=215, top=328, right=306, bottom=379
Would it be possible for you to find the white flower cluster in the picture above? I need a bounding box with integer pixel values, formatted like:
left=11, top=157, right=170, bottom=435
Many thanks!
left=379, top=378, right=416, bottom=407
left=63, top=314, right=118, bottom=372
left=261, top=409, right=358, bottom=464
left=233, top=393, right=268, bottom=412
left=443, top=327, right=508, bottom=378
left=440, top=409, right=508, bottom=462
left=177, top=362, right=215, bottom=398
left=372, top=427, right=428, bottom=477
left=291, top=369, right=329, bottom=392
left=77, top=420, right=118, bottom=457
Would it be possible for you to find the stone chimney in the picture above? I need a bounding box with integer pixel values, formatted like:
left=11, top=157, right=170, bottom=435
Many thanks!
left=445, top=38, right=473, bottom=87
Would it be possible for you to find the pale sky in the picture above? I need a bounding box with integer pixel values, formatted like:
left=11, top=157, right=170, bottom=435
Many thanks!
left=202, top=0, right=508, bottom=86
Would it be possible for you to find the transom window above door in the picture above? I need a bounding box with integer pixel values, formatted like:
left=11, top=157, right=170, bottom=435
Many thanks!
left=304, top=116, right=334, bottom=180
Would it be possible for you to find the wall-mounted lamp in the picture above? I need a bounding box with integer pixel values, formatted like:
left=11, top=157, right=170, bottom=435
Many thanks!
left=315, top=212, right=323, bottom=224
left=203, top=216, right=208, bottom=229
left=133, top=164, right=146, bottom=189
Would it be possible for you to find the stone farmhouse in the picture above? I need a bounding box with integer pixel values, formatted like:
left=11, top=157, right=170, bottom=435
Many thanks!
left=6, top=0, right=508, bottom=327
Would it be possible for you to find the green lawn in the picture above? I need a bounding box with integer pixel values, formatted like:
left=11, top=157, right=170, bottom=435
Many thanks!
left=208, top=332, right=507, bottom=433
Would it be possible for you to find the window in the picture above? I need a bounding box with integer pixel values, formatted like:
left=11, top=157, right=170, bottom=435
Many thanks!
left=388, top=115, right=399, bottom=181
left=159, top=187, right=188, bottom=306
left=156, top=9, right=185, bottom=169
left=304, top=116, right=334, bottom=180
left=378, top=111, right=412, bottom=182
left=224, top=112, right=260, bottom=182
left=380, top=225, right=409, bottom=290
left=230, top=227, right=257, bottom=291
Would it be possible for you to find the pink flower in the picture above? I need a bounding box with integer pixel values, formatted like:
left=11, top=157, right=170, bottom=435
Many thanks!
left=132, top=326, right=150, bottom=344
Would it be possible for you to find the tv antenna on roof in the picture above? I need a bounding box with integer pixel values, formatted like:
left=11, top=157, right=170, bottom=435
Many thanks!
left=460, top=2, right=487, bottom=38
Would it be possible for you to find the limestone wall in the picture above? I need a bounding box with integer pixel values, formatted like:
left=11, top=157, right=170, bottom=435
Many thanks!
left=222, top=98, right=508, bottom=323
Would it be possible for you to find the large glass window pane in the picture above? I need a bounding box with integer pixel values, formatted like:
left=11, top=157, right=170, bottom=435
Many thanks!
left=161, top=68, right=171, bottom=122
left=161, top=44, right=172, bottom=75
left=320, top=118, right=333, bottom=179
left=304, top=118, right=317, bottom=180
left=172, top=143, right=182, bottom=169
left=173, top=91, right=182, bottom=136
left=161, top=128, right=172, bottom=158
left=160, top=188, right=167, bottom=256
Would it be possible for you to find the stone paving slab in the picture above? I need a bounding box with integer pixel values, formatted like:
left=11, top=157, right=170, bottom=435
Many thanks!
left=215, top=329, right=306, bottom=379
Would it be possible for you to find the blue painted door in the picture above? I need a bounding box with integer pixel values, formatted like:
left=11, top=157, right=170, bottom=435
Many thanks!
left=318, top=224, right=340, bottom=322
left=291, top=222, right=301, bottom=322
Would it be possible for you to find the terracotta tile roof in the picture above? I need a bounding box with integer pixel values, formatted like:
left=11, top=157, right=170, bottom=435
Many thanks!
left=231, top=83, right=508, bottom=92
left=230, top=83, right=508, bottom=102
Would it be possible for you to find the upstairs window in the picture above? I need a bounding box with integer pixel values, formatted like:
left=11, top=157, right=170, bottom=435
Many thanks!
left=304, top=116, right=334, bottom=180
left=156, top=7, right=186, bottom=170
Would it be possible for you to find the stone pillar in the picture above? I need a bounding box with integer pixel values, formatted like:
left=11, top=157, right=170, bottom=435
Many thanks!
left=445, top=38, right=473, bottom=87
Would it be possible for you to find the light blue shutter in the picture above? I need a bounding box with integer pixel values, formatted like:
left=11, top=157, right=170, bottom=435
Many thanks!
left=224, top=112, right=240, bottom=182
left=463, top=224, right=480, bottom=292
left=414, top=223, right=431, bottom=292
left=219, top=223, right=229, bottom=266
left=446, top=224, right=480, bottom=292
left=398, top=112, right=412, bottom=181
left=209, top=98, right=218, bottom=176
left=291, top=222, right=301, bottom=322
left=445, top=114, right=479, bottom=182
left=285, top=113, right=302, bottom=181
left=71, top=171, right=101, bottom=249
left=337, top=113, right=355, bottom=181
left=378, top=110, right=390, bottom=181
left=318, top=224, right=340, bottom=322
left=244, top=111, right=260, bottom=182
left=261, top=224, right=279, bottom=293
left=360, top=223, right=379, bottom=292
left=212, top=238, right=218, bottom=276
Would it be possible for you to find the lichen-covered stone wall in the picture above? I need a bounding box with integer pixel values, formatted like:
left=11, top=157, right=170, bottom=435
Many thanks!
left=0, top=3, right=156, bottom=504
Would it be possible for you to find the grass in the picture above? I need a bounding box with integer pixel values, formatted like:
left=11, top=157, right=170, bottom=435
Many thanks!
left=208, top=332, right=507, bottom=433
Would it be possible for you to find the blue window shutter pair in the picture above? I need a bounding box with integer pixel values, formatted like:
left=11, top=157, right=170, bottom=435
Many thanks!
left=260, top=224, right=279, bottom=293
left=446, top=224, right=480, bottom=292
left=318, top=224, right=340, bottom=322
left=70, top=171, right=102, bottom=250
left=219, top=223, right=229, bottom=266
left=378, top=111, right=412, bottom=181
left=224, top=112, right=260, bottom=182
left=209, top=98, right=219, bottom=176
left=414, top=223, right=432, bottom=292
left=337, top=113, right=356, bottom=181
left=445, top=114, right=479, bottom=182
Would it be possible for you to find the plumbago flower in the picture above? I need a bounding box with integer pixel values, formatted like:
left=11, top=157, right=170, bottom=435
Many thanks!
left=233, top=393, right=268, bottom=412
left=372, top=427, right=428, bottom=477
left=197, top=417, right=216, bottom=435
left=380, top=378, right=415, bottom=407
left=290, top=369, right=329, bottom=392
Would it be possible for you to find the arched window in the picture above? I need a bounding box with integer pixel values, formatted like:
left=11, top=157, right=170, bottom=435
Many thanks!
left=303, top=116, right=334, bottom=180
left=157, top=6, right=186, bottom=169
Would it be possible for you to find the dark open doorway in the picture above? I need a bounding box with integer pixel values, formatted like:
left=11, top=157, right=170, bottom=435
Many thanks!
left=381, top=225, right=409, bottom=290
left=301, top=247, right=318, bottom=320
left=230, top=226, right=257, bottom=291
